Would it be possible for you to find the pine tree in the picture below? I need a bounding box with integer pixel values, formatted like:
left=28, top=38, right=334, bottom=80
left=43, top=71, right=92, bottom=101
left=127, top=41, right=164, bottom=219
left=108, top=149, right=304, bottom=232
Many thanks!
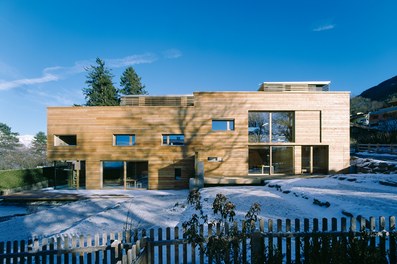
left=83, top=58, right=119, bottom=106
left=0, top=123, right=21, bottom=169
left=31, top=131, right=48, bottom=166
left=120, top=66, right=148, bottom=95
left=0, top=123, right=20, bottom=150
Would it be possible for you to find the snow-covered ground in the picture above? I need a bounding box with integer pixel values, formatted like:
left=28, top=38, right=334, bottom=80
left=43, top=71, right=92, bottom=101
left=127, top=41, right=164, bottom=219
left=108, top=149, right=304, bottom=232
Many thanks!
left=1, top=157, right=397, bottom=242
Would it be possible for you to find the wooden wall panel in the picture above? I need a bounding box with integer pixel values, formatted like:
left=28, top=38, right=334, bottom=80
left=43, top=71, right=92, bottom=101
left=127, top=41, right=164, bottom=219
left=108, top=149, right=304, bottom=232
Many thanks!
left=47, top=91, right=350, bottom=189
left=295, top=111, right=320, bottom=143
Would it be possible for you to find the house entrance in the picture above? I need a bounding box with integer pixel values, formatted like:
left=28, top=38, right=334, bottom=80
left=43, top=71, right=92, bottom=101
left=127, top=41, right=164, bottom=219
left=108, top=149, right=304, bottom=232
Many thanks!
left=102, top=161, right=148, bottom=189
left=248, top=146, right=294, bottom=175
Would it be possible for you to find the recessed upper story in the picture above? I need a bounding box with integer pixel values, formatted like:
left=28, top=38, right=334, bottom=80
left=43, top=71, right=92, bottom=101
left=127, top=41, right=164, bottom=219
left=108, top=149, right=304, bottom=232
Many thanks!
left=119, top=81, right=333, bottom=107
left=258, top=81, right=330, bottom=92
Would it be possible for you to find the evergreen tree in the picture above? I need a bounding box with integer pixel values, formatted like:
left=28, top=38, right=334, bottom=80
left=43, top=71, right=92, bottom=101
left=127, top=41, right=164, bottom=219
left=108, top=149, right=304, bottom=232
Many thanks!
left=0, top=123, right=20, bottom=150
left=0, top=123, right=21, bottom=170
left=119, top=66, right=148, bottom=95
left=32, top=131, right=47, bottom=154
left=83, top=58, right=119, bottom=106
left=31, top=131, right=48, bottom=166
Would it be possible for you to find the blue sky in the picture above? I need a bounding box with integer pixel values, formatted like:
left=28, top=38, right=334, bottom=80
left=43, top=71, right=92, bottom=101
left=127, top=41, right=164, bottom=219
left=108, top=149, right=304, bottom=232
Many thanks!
left=1, top=0, right=396, bottom=135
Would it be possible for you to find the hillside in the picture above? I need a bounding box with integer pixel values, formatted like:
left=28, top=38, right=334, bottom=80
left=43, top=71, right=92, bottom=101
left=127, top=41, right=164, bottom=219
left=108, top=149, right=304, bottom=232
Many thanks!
left=360, top=75, right=397, bottom=101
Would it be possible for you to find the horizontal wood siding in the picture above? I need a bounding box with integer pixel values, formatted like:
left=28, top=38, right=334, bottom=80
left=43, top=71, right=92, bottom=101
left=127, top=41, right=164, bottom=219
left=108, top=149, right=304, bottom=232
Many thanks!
left=48, top=91, right=350, bottom=189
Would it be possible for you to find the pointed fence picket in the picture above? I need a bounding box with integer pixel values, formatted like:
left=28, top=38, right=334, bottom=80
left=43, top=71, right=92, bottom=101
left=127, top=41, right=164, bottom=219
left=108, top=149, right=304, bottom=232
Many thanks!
left=0, top=230, right=147, bottom=264
left=0, top=216, right=396, bottom=263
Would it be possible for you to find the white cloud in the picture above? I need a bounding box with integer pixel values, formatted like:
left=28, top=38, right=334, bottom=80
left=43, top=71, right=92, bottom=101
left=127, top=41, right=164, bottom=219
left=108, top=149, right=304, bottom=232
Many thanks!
left=107, top=53, right=157, bottom=68
left=163, top=49, right=182, bottom=59
left=313, top=24, right=335, bottom=32
left=0, top=71, right=58, bottom=91
left=0, top=53, right=158, bottom=91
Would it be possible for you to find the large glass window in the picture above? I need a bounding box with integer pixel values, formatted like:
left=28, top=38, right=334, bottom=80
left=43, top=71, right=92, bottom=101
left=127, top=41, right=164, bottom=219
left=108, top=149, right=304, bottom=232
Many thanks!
left=103, top=161, right=124, bottom=188
left=248, top=146, right=293, bottom=175
left=272, top=146, right=293, bottom=174
left=114, top=134, right=135, bottom=146
left=248, top=148, right=271, bottom=174
left=212, top=120, right=235, bottom=131
left=301, top=146, right=329, bottom=174
left=162, top=134, right=184, bottom=146
left=249, top=112, right=294, bottom=143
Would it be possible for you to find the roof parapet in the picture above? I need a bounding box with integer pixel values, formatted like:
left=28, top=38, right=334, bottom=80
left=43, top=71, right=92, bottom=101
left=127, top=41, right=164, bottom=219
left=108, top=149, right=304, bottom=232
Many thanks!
left=259, top=81, right=330, bottom=92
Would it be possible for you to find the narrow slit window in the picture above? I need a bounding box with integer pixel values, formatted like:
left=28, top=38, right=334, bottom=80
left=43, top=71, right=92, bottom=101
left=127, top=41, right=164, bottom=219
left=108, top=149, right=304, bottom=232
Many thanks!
left=208, top=157, right=223, bottom=162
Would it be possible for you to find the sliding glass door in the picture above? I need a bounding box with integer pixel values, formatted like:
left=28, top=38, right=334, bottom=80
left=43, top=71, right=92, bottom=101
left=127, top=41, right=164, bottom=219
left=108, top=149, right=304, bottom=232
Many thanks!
left=248, top=146, right=293, bottom=175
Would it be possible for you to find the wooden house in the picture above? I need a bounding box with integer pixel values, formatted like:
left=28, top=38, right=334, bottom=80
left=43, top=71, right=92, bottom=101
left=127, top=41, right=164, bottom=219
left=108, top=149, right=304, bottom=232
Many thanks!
left=47, top=81, right=350, bottom=189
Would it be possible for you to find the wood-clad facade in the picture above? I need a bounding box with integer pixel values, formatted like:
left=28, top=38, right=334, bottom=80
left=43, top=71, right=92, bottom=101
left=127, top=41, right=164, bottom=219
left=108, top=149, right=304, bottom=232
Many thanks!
left=47, top=83, right=350, bottom=190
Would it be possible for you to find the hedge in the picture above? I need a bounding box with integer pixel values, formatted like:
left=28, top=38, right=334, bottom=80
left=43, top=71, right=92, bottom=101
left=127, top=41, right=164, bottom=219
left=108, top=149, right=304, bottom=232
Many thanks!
left=0, top=168, right=49, bottom=190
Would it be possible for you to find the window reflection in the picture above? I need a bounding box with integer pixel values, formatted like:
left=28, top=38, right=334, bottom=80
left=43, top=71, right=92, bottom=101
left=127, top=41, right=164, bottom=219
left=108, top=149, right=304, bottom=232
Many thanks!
left=249, top=112, right=294, bottom=143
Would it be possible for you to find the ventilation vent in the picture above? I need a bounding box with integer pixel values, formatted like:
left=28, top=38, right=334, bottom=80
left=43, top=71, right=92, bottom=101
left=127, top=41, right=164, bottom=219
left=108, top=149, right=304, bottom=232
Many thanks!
left=145, top=97, right=181, bottom=106
left=121, top=96, right=194, bottom=106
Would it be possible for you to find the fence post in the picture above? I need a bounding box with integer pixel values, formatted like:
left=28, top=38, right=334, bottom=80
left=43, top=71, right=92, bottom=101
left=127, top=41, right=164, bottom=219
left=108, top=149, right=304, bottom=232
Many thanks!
left=268, top=219, right=274, bottom=263
left=286, top=219, right=291, bottom=264
left=295, top=219, right=300, bottom=264
left=149, top=229, right=154, bottom=264
left=111, top=240, right=121, bottom=263
left=174, top=226, right=179, bottom=264
left=158, top=228, right=163, bottom=264
left=379, top=216, right=386, bottom=256
left=250, top=230, right=264, bottom=264
left=242, top=220, right=247, bottom=264
left=200, top=224, right=205, bottom=264
left=303, top=218, right=309, bottom=260
left=166, top=227, right=171, bottom=264
left=13, top=240, right=18, bottom=264
left=277, top=219, right=282, bottom=257
left=208, top=223, right=213, bottom=264
left=0, top=242, right=4, bottom=263
left=390, top=216, right=396, bottom=264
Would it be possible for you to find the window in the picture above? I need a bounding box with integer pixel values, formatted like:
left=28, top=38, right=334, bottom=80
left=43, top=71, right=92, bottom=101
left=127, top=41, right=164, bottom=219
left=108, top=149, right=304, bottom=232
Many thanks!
left=208, top=157, right=223, bottom=162
left=54, top=135, right=77, bottom=146
left=114, top=134, right=135, bottom=146
left=212, top=120, right=235, bottom=131
left=249, top=112, right=294, bottom=143
left=175, top=168, right=182, bottom=180
left=162, top=134, right=184, bottom=146
left=248, top=146, right=294, bottom=175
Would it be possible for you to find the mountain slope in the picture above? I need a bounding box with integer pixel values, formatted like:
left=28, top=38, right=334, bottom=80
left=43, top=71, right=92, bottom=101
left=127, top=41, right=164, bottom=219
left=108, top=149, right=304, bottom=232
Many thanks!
left=360, top=75, right=397, bottom=101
